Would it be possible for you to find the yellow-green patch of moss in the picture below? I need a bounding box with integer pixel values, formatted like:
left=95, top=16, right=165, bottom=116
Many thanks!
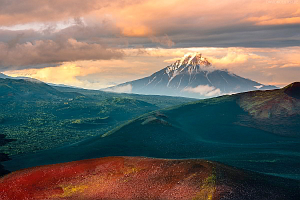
left=72, top=119, right=82, bottom=124
left=60, top=184, right=88, bottom=197
left=192, top=170, right=217, bottom=200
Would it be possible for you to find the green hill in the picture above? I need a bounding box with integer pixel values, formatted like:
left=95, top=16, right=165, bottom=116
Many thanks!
left=0, top=78, right=195, bottom=171
left=4, top=83, right=300, bottom=180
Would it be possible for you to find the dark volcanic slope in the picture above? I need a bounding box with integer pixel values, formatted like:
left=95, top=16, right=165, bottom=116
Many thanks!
left=3, top=83, right=300, bottom=180
left=1, top=157, right=300, bottom=200
left=284, top=82, right=300, bottom=99
left=0, top=135, right=14, bottom=177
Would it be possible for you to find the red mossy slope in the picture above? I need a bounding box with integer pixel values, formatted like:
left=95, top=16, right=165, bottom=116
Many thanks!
left=0, top=157, right=299, bottom=200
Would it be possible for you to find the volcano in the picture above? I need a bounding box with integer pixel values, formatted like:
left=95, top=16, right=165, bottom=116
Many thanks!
left=107, top=53, right=277, bottom=98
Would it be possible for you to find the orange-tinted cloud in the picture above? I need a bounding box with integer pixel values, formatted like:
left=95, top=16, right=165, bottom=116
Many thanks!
left=0, top=0, right=299, bottom=88
left=0, top=0, right=141, bottom=26
left=121, top=26, right=153, bottom=37
left=150, top=35, right=175, bottom=47
left=0, top=0, right=298, bottom=63
left=4, top=57, right=159, bottom=89
left=2, top=0, right=299, bottom=37
left=4, top=47, right=300, bottom=90
left=256, top=17, right=300, bottom=25
left=0, top=38, right=123, bottom=70
left=246, top=15, right=300, bottom=26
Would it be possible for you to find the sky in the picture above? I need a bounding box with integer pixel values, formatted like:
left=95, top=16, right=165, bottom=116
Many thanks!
left=0, top=0, right=299, bottom=89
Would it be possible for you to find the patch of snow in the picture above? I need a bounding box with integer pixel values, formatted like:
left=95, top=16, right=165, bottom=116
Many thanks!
left=254, top=85, right=264, bottom=89
left=154, top=77, right=163, bottom=86
left=205, top=72, right=213, bottom=85
left=146, top=76, right=156, bottom=86
left=221, top=75, right=229, bottom=84
left=177, top=76, right=183, bottom=88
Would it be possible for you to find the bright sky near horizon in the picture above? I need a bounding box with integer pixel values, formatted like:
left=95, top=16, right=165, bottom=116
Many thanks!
left=0, top=0, right=299, bottom=89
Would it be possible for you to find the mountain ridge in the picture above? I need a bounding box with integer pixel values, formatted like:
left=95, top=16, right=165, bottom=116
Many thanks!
left=0, top=78, right=82, bottom=101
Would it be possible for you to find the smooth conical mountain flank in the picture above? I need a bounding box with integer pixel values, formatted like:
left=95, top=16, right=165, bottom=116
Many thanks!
left=107, top=53, right=277, bottom=98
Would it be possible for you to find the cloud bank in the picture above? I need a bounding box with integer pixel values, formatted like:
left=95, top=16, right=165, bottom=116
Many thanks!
left=183, top=85, right=221, bottom=97
left=105, top=84, right=133, bottom=93
left=0, top=38, right=123, bottom=70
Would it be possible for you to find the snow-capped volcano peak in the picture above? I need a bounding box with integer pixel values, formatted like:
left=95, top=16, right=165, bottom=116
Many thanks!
left=173, top=53, right=211, bottom=68
left=166, top=53, right=213, bottom=77
left=180, top=52, right=210, bottom=66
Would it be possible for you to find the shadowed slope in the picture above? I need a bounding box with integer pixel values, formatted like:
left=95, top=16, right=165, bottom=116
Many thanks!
left=284, top=82, right=300, bottom=99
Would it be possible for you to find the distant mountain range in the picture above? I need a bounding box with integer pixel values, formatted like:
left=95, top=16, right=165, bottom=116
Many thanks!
left=0, top=72, right=79, bottom=89
left=0, top=73, right=10, bottom=79
left=0, top=72, right=39, bottom=81
left=0, top=78, right=82, bottom=101
left=107, top=53, right=277, bottom=98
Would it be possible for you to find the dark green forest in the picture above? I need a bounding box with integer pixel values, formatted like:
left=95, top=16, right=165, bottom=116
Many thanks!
left=0, top=79, right=194, bottom=156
